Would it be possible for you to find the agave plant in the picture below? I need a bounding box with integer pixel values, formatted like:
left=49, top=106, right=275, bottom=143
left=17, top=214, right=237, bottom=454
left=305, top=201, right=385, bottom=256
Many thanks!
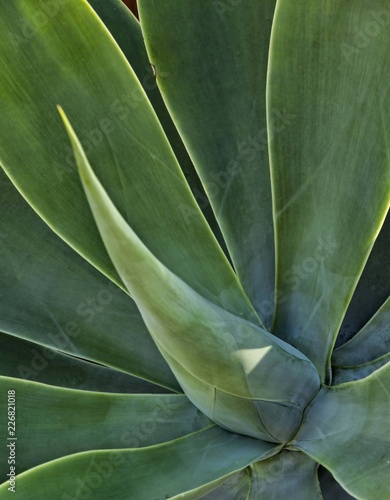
left=0, top=0, right=389, bottom=498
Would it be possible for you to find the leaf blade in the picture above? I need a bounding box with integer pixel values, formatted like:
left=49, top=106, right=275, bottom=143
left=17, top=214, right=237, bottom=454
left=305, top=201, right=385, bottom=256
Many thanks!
left=0, top=169, right=179, bottom=391
left=293, top=362, right=390, bottom=499
left=333, top=298, right=390, bottom=367
left=0, top=0, right=254, bottom=320
left=60, top=108, right=320, bottom=443
left=268, top=0, right=390, bottom=381
left=0, top=332, right=167, bottom=394
left=0, top=376, right=211, bottom=476
left=0, top=427, right=279, bottom=499
left=138, top=0, right=278, bottom=327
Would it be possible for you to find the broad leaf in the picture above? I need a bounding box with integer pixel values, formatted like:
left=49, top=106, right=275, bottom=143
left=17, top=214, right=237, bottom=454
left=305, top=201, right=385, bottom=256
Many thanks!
left=0, top=0, right=255, bottom=321
left=0, top=332, right=167, bottom=393
left=293, top=362, right=390, bottom=499
left=0, top=376, right=210, bottom=476
left=268, top=0, right=390, bottom=381
left=0, top=170, right=179, bottom=391
left=60, top=108, right=320, bottom=443
left=138, top=0, right=277, bottom=327
left=0, top=427, right=279, bottom=499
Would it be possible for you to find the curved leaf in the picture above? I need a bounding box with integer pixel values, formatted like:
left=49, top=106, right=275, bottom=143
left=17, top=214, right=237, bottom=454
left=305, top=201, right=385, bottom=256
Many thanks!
left=60, top=108, right=320, bottom=443
left=247, top=451, right=322, bottom=499
left=0, top=427, right=279, bottom=499
left=0, top=332, right=168, bottom=393
left=0, top=0, right=255, bottom=321
left=138, top=0, right=277, bottom=327
left=268, top=0, right=390, bottom=381
left=338, top=210, right=390, bottom=346
left=293, top=362, right=390, bottom=500
left=318, top=468, right=355, bottom=500
left=333, top=298, right=390, bottom=367
left=87, top=0, right=225, bottom=250
left=0, top=169, right=179, bottom=391
left=0, top=376, right=210, bottom=476
left=332, top=353, right=390, bottom=385
left=169, top=472, right=240, bottom=500
left=200, top=470, right=250, bottom=499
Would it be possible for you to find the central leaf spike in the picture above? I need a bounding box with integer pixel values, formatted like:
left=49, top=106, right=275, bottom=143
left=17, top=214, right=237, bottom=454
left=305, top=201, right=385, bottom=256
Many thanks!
left=60, top=107, right=320, bottom=444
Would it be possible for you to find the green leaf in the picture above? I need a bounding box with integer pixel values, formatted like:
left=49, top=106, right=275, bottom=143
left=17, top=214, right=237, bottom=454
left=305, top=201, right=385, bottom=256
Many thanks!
left=293, top=362, right=390, bottom=499
left=268, top=0, right=390, bottom=381
left=138, top=0, right=277, bottom=327
left=247, top=451, right=322, bottom=499
left=60, top=108, right=320, bottom=443
left=204, top=451, right=323, bottom=499
left=0, top=376, right=210, bottom=476
left=0, top=427, right=279, bottom=499
left=0, top=169, right=179, bottom=391
left=333, top=298, right=390, bottom=367
left=169, top=472, right=240, bottom=500
left=0, top=0, right=255, bottom=321
left=86, top=0, right=225, bottom=251
left=0, top=332, right=168, bottom=394
left=338, top=210, right=390, bottom=346
left=318, top=468, right=355, bottom=500
left=199, top=471, right=250, bottom=499
left=332, top=353, right=390, bottom=385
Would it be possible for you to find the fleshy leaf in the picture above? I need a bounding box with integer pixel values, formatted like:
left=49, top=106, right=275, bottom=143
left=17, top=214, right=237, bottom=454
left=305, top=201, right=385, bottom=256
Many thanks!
left=333, top=298, right=390, bottom=367
left=0, top=332, right=167, bottom=393
left=0, top=169, right=179, bottom=391
left=0, top=0, right=255, bottom=321
left=204, top=451, right=323, bottom=499
left=332, top=353, right=390, bottom=385
left=293, top=362, right=390, bottom=499
left=0, top=376, right=210, bottom=476
left=0, top=427, right=279, bottom=499
left=268, top=0, right=390, bottom=381
left=338, top=210, right=390, bottom=346
left=60, top=108, right=320, bottom=443
left=138, top=0, right=278, bottom=327
left=87, top=0, right=225, bottom=250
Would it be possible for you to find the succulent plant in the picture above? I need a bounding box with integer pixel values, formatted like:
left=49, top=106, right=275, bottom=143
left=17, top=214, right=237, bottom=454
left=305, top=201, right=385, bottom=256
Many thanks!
left=0, top=0, right=389, bottom=498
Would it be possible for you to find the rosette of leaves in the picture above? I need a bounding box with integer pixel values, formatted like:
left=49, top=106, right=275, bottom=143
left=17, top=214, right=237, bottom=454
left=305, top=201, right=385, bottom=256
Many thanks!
left=0, top=1, right=389, bottom=499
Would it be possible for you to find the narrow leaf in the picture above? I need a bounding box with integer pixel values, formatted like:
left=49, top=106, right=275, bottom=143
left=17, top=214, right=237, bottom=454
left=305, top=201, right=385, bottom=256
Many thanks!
left=332, top=353, right=390, bottom=385
left=338, top=210, right=390, bottom=346
left=0, top=332, right=167, bottom=394
left=333, top=298, right=390, bottom=366
left=247, top=451, right=323, bottom=499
